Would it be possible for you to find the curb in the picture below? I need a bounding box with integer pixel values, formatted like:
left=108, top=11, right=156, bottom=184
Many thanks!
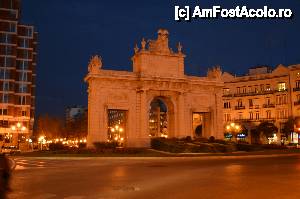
left=8, top=158, right=16, bottom=171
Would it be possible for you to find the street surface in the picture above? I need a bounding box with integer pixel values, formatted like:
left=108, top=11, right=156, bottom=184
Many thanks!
left=6, top=154, right=300, bottom=199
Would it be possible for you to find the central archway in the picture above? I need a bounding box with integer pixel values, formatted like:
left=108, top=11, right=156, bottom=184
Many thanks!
left=148, top=96, right=175, bottom=138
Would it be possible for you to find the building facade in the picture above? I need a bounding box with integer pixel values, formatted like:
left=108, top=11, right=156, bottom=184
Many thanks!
left=0, top=0, right=37, bottom=148
left=85, top=29, right=224, bottom=147
left=222, top=64, right=300, bottom=143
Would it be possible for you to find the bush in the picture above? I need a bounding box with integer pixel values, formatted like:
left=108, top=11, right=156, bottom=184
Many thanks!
left=151, top=138, right=185, bottom=153
left=208, top=136, right=215, bottom=143
left=193, top=137, right=208, bottom=143
left=93, top=142, right=118, bottom=150
left=262, top=144, right=287, bottom=149
left=236, top=143, right=262, bottom=151
left=49, top=143, right=66, bottom=151
left=214, top=139, right=227, bottom=145
left=78, top=143, right=87, bottom=149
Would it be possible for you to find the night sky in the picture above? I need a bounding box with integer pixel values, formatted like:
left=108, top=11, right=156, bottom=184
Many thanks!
left=21, top=0, right=300, bottom=117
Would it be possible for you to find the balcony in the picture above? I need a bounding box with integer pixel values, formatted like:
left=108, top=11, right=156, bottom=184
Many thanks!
left=235, top=106, right=245, bottom=110
left=235, top=118, right=276, bottom=123
left=249, top=105, right=260, bottom=109
left=294, top=101, right=300, bottom=106
left=275, top=89, right=288, bottom=93
left=223, top=90, right=275, bottom=98
left=263, top=104, right=275, bottom=108
left=293, top=87, right=300, bottom=92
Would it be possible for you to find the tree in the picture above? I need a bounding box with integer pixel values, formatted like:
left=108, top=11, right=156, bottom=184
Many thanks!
left=256, top=122, right=278, bottom=139
left=282, top=117, right=295, bottom=138
left=35, top=114, right=66, bottom=139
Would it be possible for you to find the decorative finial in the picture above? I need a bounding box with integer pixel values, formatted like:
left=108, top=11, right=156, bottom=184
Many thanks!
left=134, top=44, right=139, bottom=53
left=141, top=38, right=146, bottom=50
left=88, top=55, right=102, bottom=73
left=177, top=42, right=182, bottom=53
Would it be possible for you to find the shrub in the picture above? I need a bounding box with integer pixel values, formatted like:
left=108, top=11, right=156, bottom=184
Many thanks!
left=193, top=137, right=209, bottom=143
left=208, top=136, right=215, bottom=143
left=214, top=139, right=227, bottom=145
left=78, top=143, right=87, bottom=149
left=49, top=143, right=66, bottom=151
left=262, top=144, right=287, bottom=149
left=93, top=142, right=118, bottom=150
left=236, top=143, right=263, bottom=151
left=151, top=138, right=185, bottom=153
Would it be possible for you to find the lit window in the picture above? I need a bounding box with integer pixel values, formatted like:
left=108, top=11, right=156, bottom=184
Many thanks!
left=277, top=82, right=286, bottom=91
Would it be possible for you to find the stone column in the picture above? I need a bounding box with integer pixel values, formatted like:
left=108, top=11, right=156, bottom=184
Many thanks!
left=176, top=92, right=186, bottom=137
left=87, top=83, right=105, bottom=147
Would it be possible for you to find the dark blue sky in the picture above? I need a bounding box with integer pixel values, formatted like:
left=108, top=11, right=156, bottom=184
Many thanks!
left=21, top=0, right=300, bottom=117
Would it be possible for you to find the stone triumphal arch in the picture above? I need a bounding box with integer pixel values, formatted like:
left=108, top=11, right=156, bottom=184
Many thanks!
left=85, top=29, right=224, bottom=147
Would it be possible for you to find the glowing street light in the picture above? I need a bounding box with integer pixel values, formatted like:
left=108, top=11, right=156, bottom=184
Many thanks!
left=11, top=122, right=27, bottom=150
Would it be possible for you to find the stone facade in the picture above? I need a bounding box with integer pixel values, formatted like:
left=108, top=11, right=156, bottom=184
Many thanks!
left=222, top=64, right=300, bottom=143
left=85, top=29, right=224, bottom=147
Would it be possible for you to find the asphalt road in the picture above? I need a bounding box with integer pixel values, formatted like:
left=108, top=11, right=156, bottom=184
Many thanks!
left=6, top=154, right=300, bottom=199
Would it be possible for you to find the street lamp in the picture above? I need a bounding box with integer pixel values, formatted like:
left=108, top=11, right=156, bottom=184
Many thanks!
left=225, top=122, right=242, bottom=141
left=109, top=125, right=124, bottom=146
left=11, top=122, right=27, bottom=149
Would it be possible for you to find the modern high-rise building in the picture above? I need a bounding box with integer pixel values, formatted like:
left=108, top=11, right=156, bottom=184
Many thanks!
left=0, top=0, right=37, bottom=149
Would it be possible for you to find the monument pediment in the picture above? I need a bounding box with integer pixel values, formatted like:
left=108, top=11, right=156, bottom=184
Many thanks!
left=132, top=29, right=185, bottom=78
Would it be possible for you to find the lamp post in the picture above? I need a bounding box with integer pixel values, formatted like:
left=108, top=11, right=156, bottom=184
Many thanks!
left=225, top=122, right=241, bottom=141
left=11, top=122, right=27, bottom=150
left=110, top=125, right=124, bottom=146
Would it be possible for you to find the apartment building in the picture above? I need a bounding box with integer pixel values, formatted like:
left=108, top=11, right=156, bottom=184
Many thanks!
left=222, top=64, right=300, bottom=143
left=0, top=0, right=37, bottom=149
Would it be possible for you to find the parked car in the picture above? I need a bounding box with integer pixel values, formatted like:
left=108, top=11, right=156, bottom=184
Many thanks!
left=1, top=146, right=21, bottom=154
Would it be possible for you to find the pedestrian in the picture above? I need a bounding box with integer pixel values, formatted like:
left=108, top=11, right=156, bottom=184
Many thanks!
left=0, top=153, right=11, bottom=199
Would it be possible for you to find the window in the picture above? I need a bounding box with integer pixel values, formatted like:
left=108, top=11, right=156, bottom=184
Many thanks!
left=18, top=84, right=27, bottom=93
left=22, top=111, right=26, bottom=116
left=277, top=82, right=286, bottom=91
left=17, top=60, right=29, bottom=70
left=297, top=94, right=300, bottom=102
left=8, top=23, right=16, bottom=32
left=223, top=88, right=230, bottom=95
left=0, top=33, right=12, bottom=44
left=238, top=112, right=243, bottom=120
left=266, top=84, right=271, bottom=91
left=0, top=109, right=7, bottom=115
left=255, top=112, right=260, bottom=120
left=249, top=112, right=253, bottom=120
left=20, top=38, right=30, bottom=48
left=1, top=94, right=9, bottom=103
left=248, top=86, right=252, bottom=93
left=296, top=80, right=300, bottom=88
left=266, top=97, right=271, bottom=105
left=224, top=101, right=231, bottom=109
left=266, top=110, right=271, bottom=119
left=282, top=95, right=287, bottom=104
left=237, top=99, right=243, bottom=107
left=249, top=99, right=253, bottom=107
left=4, top=57, right=14, bottom=67
left=22, top=50, right=29, bottom=59
left=242, top=86, right=247, bottom=93
left=4, top=45, right=13, bottom=55
left=260, top=84, right=264, bottom=91
left=18, top=96, right=26, bottom=105
left=3, top=82, right=9, bottom=91
left=224, top=114, right=231, bottom=122
left=254, top=85, right=259, bottom=93
left=26, top=28, right=33, bottom=37
left=0, top=120, right=9, bottom=128
left=19, top=72, right=28, bottom=81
